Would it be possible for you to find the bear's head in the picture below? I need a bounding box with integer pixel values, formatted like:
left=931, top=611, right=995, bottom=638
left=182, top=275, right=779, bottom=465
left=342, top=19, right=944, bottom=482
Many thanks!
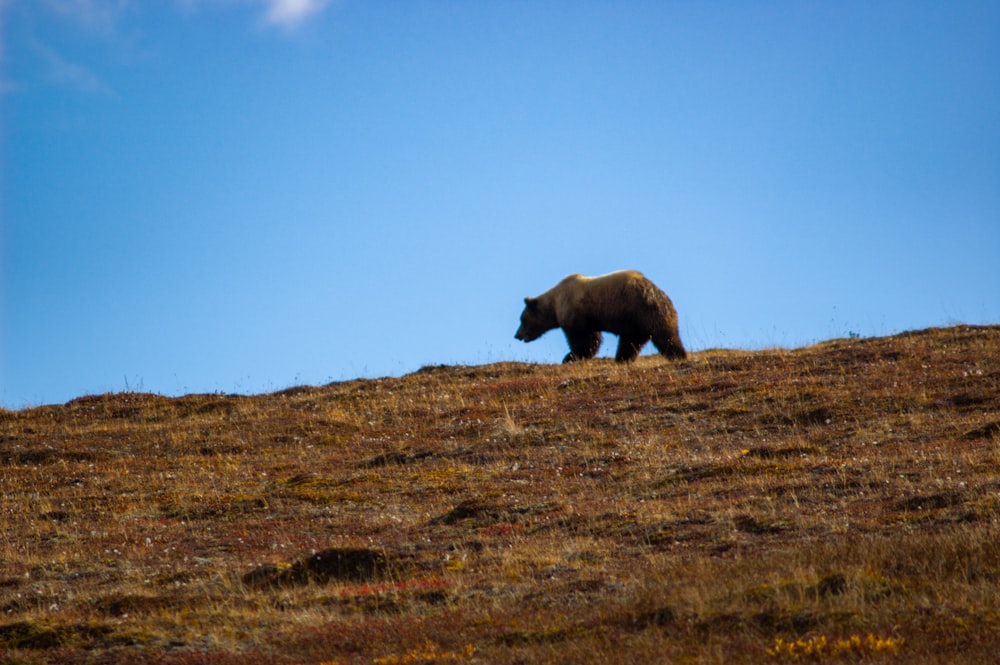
left=515, top=297, right=558, bottom=342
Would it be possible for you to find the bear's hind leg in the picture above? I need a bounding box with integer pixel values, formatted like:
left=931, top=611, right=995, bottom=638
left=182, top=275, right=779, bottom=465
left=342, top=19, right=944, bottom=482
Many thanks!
left=615, top=335, right=649, bottom=362
left=652, top=331, right=687, bottom=359
left=564, top=330, right=602, bottom=363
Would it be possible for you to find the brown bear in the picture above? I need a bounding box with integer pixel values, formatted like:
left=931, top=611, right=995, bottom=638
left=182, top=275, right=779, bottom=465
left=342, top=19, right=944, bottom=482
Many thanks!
left=515, top=270, right=686, bottom=363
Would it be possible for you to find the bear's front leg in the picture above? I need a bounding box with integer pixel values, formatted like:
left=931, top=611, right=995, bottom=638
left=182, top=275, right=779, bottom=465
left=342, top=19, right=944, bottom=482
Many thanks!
left=563, top=330, right=602, bottom=363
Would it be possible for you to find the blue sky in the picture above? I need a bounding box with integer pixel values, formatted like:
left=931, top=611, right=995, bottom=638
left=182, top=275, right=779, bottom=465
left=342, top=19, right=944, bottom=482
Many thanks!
left=2, top=1, right=998, bottom=408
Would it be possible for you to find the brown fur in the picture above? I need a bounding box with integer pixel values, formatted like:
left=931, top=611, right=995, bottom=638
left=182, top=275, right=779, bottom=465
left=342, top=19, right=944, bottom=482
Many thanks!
left=515, top=270, right=686, bottom=363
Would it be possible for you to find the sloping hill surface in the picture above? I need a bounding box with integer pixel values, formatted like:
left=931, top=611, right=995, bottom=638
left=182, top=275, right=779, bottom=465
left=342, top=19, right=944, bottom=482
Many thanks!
left=1, top=325, right=998, bottom=663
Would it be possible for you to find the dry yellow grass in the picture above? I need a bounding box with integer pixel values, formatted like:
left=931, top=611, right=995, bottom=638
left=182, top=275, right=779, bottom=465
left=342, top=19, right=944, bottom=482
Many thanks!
left=1, top=325, right=998, bottom=663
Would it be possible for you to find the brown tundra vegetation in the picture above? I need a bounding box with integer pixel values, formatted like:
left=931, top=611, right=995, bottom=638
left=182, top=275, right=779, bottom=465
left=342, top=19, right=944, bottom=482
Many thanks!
left=1, top=325, right=999, bottom=664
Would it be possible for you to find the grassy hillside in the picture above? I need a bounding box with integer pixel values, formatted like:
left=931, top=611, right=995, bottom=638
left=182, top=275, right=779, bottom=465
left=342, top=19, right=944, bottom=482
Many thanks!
left=1, top=325, right=998, bottom=664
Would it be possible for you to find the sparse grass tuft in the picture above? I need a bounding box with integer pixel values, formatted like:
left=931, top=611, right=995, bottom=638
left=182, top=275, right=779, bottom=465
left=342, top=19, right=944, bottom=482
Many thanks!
left=767, top=633, right=904, bottom=660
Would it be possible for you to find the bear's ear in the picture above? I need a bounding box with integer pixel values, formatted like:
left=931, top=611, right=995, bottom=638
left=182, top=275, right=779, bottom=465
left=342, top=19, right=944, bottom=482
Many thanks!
left=524, top=297, right=536, bottom=308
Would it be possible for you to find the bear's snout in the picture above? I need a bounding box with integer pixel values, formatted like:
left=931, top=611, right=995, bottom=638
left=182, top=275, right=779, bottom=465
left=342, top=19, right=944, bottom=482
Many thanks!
left=515, top=326, right=537, bottom=342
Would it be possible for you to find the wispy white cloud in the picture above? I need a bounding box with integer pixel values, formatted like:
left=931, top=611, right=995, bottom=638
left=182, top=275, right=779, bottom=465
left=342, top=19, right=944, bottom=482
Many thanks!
left=28, top=0, right=334, bottom=32
left=2, top=0, right=334, bottom=98
left=39, top=0, right=131, bottom=34
left=34, top=40, right=113, bottom=95
left=262, top=0, right=331, bottom=29
left=175, top=0, right=334, bottom=29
